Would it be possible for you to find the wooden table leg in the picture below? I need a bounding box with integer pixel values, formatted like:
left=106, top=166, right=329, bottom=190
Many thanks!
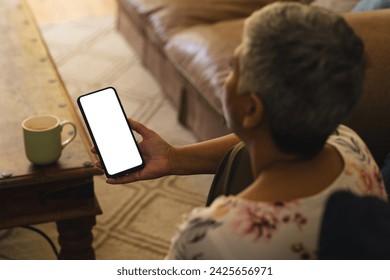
left=56, top=216, right=97, bottom=260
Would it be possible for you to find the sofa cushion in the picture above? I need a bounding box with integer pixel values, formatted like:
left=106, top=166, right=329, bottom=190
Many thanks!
left=121, top=0, right=313, bottom=45
left=149, top=1, right=313, bottom=44
left=165, top=18, right=244, bottom=114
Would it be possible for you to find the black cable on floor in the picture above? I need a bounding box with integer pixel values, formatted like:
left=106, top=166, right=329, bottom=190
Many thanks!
left=20, top=225, right=60, bottom=260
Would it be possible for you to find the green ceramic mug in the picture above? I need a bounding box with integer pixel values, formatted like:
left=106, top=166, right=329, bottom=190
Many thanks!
left=22, top=115, right=77, bottom=165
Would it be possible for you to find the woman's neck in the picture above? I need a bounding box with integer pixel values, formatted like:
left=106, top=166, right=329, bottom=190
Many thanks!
left=239, top=133, right=344, bottom=202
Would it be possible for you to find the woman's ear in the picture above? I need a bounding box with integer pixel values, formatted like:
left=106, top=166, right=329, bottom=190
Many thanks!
left=242, top=93, right=264, bottom=129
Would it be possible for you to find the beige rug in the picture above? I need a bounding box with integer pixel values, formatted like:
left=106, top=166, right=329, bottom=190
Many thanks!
left=0, top=15, right=213, bottom=260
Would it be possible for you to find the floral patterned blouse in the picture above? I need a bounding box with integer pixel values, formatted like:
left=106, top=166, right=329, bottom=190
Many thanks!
left=166, top=125, right=387, bottom=260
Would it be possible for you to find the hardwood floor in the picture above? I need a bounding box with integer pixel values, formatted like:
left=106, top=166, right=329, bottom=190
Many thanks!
left=26, top=0, right=117, bottom=24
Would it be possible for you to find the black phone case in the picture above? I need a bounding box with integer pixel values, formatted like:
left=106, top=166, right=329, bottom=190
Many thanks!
left=77, top=87, right=144, bottom=178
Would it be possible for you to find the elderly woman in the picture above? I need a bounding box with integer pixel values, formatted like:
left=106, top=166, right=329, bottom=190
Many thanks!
left=96, top=2, right=387, bottom=259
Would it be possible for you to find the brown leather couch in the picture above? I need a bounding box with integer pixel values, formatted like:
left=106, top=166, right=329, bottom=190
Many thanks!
left=117, top=0, right=390, bottom=164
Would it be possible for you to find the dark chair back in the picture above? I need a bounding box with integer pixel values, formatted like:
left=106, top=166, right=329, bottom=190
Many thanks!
left=206, top=142, right=253, bottom=206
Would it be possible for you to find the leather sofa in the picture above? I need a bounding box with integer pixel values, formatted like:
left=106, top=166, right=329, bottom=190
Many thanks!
left=117, top=0, right=390, bottom=164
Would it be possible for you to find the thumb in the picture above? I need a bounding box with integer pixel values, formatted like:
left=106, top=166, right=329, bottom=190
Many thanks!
left=128, top=118, right=152, bottom=138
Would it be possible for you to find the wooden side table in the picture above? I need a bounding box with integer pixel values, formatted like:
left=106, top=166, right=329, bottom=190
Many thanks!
left=0, top=0, right=103, bottom=259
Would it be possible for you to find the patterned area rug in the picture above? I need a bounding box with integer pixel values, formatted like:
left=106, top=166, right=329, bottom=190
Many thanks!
left=0, top=15, right=213, bottom=260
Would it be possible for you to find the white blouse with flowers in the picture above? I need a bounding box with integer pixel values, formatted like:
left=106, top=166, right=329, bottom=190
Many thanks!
left=166, top=125, right=387, bottom=259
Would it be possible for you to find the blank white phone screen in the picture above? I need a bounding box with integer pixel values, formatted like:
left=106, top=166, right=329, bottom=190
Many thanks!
left=79, top=88, right=143, bottom=176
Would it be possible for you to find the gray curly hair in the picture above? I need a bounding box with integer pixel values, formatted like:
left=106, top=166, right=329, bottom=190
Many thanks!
left=238, top=2, right=366, bottom=158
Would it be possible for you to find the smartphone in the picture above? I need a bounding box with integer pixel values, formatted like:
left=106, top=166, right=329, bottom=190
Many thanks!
left=77, top=87, right=144, bottom=178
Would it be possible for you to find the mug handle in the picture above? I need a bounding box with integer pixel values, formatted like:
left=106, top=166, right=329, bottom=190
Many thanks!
left=60, top=120, right=77, bottom=148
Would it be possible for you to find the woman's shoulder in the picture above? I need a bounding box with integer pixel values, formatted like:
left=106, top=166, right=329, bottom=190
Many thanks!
left=328, top=125, right=387, bottom=199
left=329, top=125, right=373, bottom=161
left=331, top=125, right=364, bottom=144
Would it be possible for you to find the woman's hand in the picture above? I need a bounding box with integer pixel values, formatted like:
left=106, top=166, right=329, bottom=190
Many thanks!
left=92, top=118, right=173, bottom=184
